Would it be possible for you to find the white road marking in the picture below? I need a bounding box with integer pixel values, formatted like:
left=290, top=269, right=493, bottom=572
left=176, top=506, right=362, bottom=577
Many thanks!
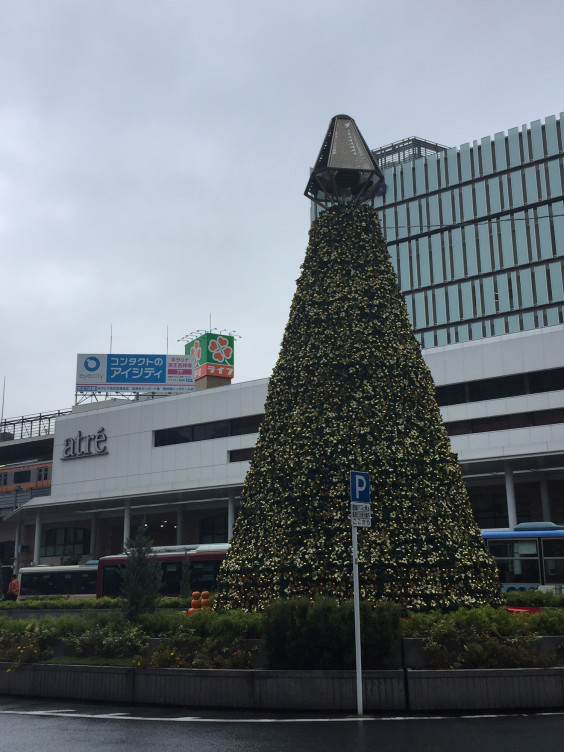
left=1, top=708, right=564, bottom=723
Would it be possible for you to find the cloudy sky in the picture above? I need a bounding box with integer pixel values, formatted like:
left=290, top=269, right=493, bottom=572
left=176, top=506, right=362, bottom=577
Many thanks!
left=1, top=0, right=564, bottom=420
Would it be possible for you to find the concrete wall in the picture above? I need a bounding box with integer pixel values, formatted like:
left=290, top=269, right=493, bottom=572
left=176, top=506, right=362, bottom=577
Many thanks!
left=1, top=664, right=563, bottom=712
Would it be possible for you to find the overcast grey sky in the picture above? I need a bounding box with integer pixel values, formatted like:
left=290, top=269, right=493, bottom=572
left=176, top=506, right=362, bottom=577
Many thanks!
left=1, top=0, right=564, bottom=419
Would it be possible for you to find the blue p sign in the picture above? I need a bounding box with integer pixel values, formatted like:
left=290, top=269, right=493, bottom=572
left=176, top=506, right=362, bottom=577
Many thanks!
left=350, top=471, right=370, bottom=503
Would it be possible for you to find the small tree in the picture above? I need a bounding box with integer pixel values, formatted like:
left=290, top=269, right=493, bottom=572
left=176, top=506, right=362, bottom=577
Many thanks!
left=179, top=553, right=192, bottom=600
left=120, top=530, right=162, bottom=621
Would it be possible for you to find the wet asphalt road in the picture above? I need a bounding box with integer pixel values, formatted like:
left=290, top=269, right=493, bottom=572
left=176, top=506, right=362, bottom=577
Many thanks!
left=0, top=696, right=563, bottom=752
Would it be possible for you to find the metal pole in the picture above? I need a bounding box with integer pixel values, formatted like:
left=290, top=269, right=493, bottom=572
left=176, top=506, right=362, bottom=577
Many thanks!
left=352, top=523, right=363, bottom=716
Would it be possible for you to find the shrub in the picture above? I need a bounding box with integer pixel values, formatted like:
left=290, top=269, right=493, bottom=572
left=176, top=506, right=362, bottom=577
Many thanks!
left=120, top=531, right=163, bottom=621
left=263, top=597, right=402, bottom=670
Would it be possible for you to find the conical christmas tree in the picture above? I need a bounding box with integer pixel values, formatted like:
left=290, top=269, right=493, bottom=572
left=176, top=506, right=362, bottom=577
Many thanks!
left=216, top=202, right=502, bottom=611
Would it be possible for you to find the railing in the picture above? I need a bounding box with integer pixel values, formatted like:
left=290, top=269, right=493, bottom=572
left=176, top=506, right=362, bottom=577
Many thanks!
left=0, top=486, right=51, bottom=510
left=0, top=410, right=71, bottom=442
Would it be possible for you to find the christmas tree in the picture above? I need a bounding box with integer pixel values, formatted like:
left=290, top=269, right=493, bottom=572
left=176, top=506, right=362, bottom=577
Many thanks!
left=216, top=121, right=502, bottom=612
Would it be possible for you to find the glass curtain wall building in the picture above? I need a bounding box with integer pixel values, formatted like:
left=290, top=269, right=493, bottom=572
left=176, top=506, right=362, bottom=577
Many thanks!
left=371, top=117, right=564, bottom=348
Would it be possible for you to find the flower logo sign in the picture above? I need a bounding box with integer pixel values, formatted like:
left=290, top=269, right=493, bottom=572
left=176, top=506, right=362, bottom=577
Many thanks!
left=209, top=337, right=233, bottom=363
left=185, top=333, right=235, bottom=380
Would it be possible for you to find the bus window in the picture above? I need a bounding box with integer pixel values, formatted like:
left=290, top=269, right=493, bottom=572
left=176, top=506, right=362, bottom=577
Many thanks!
left=542, top=539, right=564, bottom=584
left=487, top=538, right=541, bottom=585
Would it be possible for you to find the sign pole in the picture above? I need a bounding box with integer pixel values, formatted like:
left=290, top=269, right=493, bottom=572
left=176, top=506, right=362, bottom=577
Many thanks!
left=349, top=470, right=371, bottom=718
left=351, top=522, right=363, bottom=717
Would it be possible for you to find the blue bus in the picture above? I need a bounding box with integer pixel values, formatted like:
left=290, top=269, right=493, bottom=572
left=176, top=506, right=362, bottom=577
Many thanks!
left=482, top=522, right=564, bottom=592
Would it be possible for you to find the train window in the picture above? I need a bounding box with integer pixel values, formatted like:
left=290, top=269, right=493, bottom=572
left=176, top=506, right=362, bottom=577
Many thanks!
left=0, top=473, right=7, bottom=486
left=14, top=470, right=31, bottom=483
left=37, top=467, right=49, bottom=481
left=488, top=540, right=538, bottom=558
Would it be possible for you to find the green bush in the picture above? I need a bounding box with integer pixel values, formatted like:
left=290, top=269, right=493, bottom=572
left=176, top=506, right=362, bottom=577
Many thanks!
left=505, top=589, right=564, bottom=608
left=263, top=597, right=402, bottom=670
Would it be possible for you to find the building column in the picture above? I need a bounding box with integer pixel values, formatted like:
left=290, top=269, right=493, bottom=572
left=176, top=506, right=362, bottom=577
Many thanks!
left=33, top=511, right=42, bottom=566
left=504, top=461, right=518, bottom=529
left=176, top=509, right=183, bottom=545
left=123, top=500, right=131, bottom=547
left=227, top=489, right=236, bottom=541
left=540, top=475, right=551, bottom=521
left=90, top=515, right=98, bottom=559
left=13, top=521, right=22, bottom=574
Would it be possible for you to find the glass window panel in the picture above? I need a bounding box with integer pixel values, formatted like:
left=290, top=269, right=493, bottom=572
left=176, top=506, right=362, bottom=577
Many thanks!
left=431, top=234, right=444, bottom=283
left=522, top=312, right=535, bottom=329
left=552, top=201, right=564, bottom=250
left=530, top=119, right=544, bottom=159
left=524, top=166, right=539, bottom=202
left=418, top=238, right=431, bottom=286
left=478, top=224, right=492, bottom=272
left=544, top=115, right=559, bottom=156
left=507, top=127, right=521, bottom=167
left=549, top=262, right=564, bottom=300
left=475, top=180, right=488, bottom=216
left=425, top=290, right=434, bottom=323
left=521, top=124, right=531, bottom=161
left=427, top=154, right=438, bottom=191
left=546, top=307, right=560, bottom=325
left=436, top=328, right=448, bottom=346
left=460, top=143, right=472, bottom=180
left=446, top=148, right=459, bottom=185
left=383, top=166, right=395, bottom=201
left=473, top=279, right=483, bottom=315
left=494, top=131, right=507, bottom=170
left=434, top=287, right=447, bottom=324
left=462, top=185, right=474, bottom=221
left=481, top=137, right=494, bottom=174
left=440, top=192, right=453, bottom=224
left=451, top=228, right=464, bottom=278
left=547, top=159, right=562, bottom=196
left=513, top=211, right=529, bottom=263
left=457, top=324, right=470, bottom=342
left=414, top=158, right=426, bottom=194
left=464, top=228, right=478, bottom=276
left=519, top=268, right=533, bottom=307
left=539, top=164, right=549, bottom=201
left=500, top=174, right=510, bottom=209
left=493, top=317, right=506, bottom=335
left=510, top=172, right=524, bottom=208
left=533, top=266, right=549, bottom=305
left=399, top=242, right=410, bottom=289
left=507, top=314, right=520, bottom=333
left=403, top=164, right=414, bottom=198
left=414, top=292, right=426, bottom=327
left=488, top=178, right=502, bottom=213
left=428, top=195, right=440, bottom=228
left=408, top=200, right=421, bottom=233
left=483, top=277, right=496, bottom=315
left=447, top=285, right=460, bottom=321
left=538, top=214, right=554, bottom=259
left=471, top=321, right=484, bottom=339
left=397, top=204, right=407, bottom=235
left=500, top=220, right=515, bottom=267
left=384, top=208, right=396, bottom=241
left=461, top=281, right=473, bottom=318
left=497, top=274, right=510, bottom=311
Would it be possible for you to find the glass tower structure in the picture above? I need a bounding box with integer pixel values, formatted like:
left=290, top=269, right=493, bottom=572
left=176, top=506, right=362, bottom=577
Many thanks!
left=369, top=116, right=564, bottom=348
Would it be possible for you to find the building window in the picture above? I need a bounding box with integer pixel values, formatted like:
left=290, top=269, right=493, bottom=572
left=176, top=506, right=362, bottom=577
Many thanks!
left=154, top=414, right=263, bottom=448
left=199, top=515, right=227, bottom=544
left=229, top=448, right=255, bottom=463
left=40, top=527, right=91, bottom=558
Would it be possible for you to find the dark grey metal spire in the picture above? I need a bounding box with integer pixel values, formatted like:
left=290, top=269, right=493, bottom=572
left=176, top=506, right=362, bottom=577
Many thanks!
left=305, top=114, right=384, bottom=208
